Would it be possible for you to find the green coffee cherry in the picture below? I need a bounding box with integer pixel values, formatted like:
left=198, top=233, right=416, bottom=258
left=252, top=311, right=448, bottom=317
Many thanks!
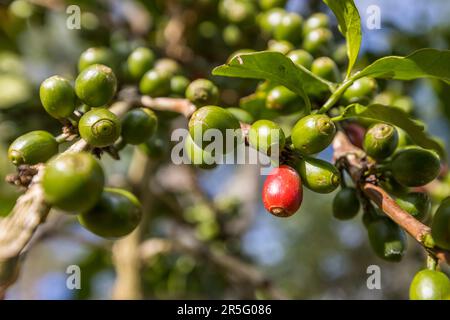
left=259, top=0, right=286, bottom=11
left=296, top=157, right=340, bottom=194
left=121, top=108, right=158, bottom=145
left=184, top=134, right=217, bottom=170
left=409, top=269, right=450, bottom=300
left=223, top=24, right=243, bottom=47
left=302, top=28, right=332, bottom=55
left=311, top=57, right=340, bottom=82
left=395, top=192, right=431, bottom=222
left=185, top=79, right=219, bottom=107
left=332, top=43, right=348, bottom=66
left=258, top=8, right=285, bottom=34
left=380, top=177, right=410, bottom=197
left=363, top=123, right=399, bottom=161
left=189, top=106, right=241, bottom=152
left=139, top=131, right=169, bottom=159
left=267, top=39, right=294, bottom=55
left=367, top=217, right=407, bottom=262
left=154, top=58, right=182, bottom=77
left=126, top=47, right=155, bottom=81
left=8, top=130, right=58, bottom=166
left=291, top=114, right=336, bottom=155
left=431, top=197, right=450, bottom=250
left=75, top=64, right=117, bottom=107
left=78, top=47, right=116, bottom=72
left=362, top=207, right=385, bottom=229
left=39, top=76, right=76, bottom=119
left=393, top=96, right=414, bottom=114
left=139, top=69, right=171, bottom=97
left=248, top=120, right=285, bottom=155
left=219, top=0, right=256, bottom=24
left=78, top=188, right=142, bottom=238
left=287, top=49, right=314, bottom=70
left=333, top=187, right=360, bottom=220
left=266, top=85, right=306, bottom=115
left=396, top=127, right=413, bottom=148
left=79, top=108, right=121, bottom=147
left=303, top=13, right=330, bottom=35
left=226, top=108, right=254, bottom=124
left=273, top=12, right=303, bottom=44
left=170, top=75, right=190, bottom=97
left=42, top=152, right=105, bottom=212
left=390, top=146, right=440, bottom=187
left=342, top=77, right=377, bottom=104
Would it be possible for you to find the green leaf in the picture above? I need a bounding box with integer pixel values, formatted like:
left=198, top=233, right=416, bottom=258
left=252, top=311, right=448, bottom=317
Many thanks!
left=213, top=51, right=334, bottom=111
left=323, top=0, right=362, bottom=78
left=335, top=103, right=446, bottom=157
left=354, top=49, right=450, bottom=82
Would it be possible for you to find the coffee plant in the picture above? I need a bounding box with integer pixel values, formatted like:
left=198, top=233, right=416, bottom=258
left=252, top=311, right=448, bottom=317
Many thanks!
left=0, top=0, right=450, bottom=300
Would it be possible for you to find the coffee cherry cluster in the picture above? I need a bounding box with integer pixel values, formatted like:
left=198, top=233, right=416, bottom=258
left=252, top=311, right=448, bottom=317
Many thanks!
left=7, top=43, right=240, bottom=239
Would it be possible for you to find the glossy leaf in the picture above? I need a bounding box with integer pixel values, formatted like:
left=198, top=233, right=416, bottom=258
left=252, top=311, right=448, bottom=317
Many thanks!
left=213, top=51, right=334, bottom=111
left=354, top=49, right=450, bottom=82
left=323, top=0, right=361, bottom=78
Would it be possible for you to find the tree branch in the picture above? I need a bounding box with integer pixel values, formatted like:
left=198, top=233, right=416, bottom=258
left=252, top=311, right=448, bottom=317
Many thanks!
left=332, top=131, right=450, bottom=264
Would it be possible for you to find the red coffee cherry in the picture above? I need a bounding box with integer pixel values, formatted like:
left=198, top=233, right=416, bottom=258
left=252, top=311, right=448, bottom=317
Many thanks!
left=262, top=165, right=303, bottom=218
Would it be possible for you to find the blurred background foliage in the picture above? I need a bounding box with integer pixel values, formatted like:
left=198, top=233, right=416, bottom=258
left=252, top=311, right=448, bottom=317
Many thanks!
left=0, top=0, right=450, bottom=299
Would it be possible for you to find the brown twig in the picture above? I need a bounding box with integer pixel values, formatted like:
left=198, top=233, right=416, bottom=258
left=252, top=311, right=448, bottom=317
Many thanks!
left=333, top=131, right=450, bottom=264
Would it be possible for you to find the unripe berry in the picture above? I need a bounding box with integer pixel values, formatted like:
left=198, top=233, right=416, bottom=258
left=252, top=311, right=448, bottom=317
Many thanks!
left=79, top=108, right=121, bottom=147
left=367, top=217, right=407, bottom=262
left=127, top=47, right=155, bottom=81
left=296, top=157, right=340, bottom=194
left=267, top=39, right=294, bottom=54
left=273, top=12, right=303, bottom=44
left=42, top=152, right=105, bottom=212
left=78, top=188, right=142, bottom=238
left=311, top=57, right=340, bottom=82
left=395, top=192, right=431, bottom=221
left=287, top=49, right=314, bottom=70
left=342, top=77, right=377, bottom=104
left=188, top=106, right=241, bottom=151
left=431, top=197, right=450, bottom=250
left=170, top=75, right=190, bottom=97
left=258, top=0, right=286, bottom=11
left=333, top=187, right=360, bottom=220
left=258, top=8, right=285, bottom=34
left=223, top=24, right=243, bottom=47
left=291, top=114, right=336, bottom=155
left=39, top=76, right=76, bottom=119
left=390, top=146, right=440, bottom=187
left=409, top=269, right=450, bottom=300
left=266, top=85, right=306, bottom=115
left=226, top=108, right=254, bottom=124
left=219, top=0, right=256, bottom=25
left=302, top=28, right=333, bottom=55
left=154, top=58, right=182, bottom=77
left=78, top=47, right=117, bottom=72
left=139, top=131, right=170, bottom=159
left=139, top=69, right=171, bottom=97
left=185, top=79, right=220, bottom=107
left=75, top=64, right=117, bottom=107
left=121, top=108, right=158, bottom=145
left=184, top=134, right=217, bottom=169
left=248, top=120, right=285, bottom=155
left=303, top=13, right=330, bottom=35
left=262, top=165, right=303, bottom=217
left=8, top=130, right=58, bottom=166
left=363, top=123, right=399, bottom=161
